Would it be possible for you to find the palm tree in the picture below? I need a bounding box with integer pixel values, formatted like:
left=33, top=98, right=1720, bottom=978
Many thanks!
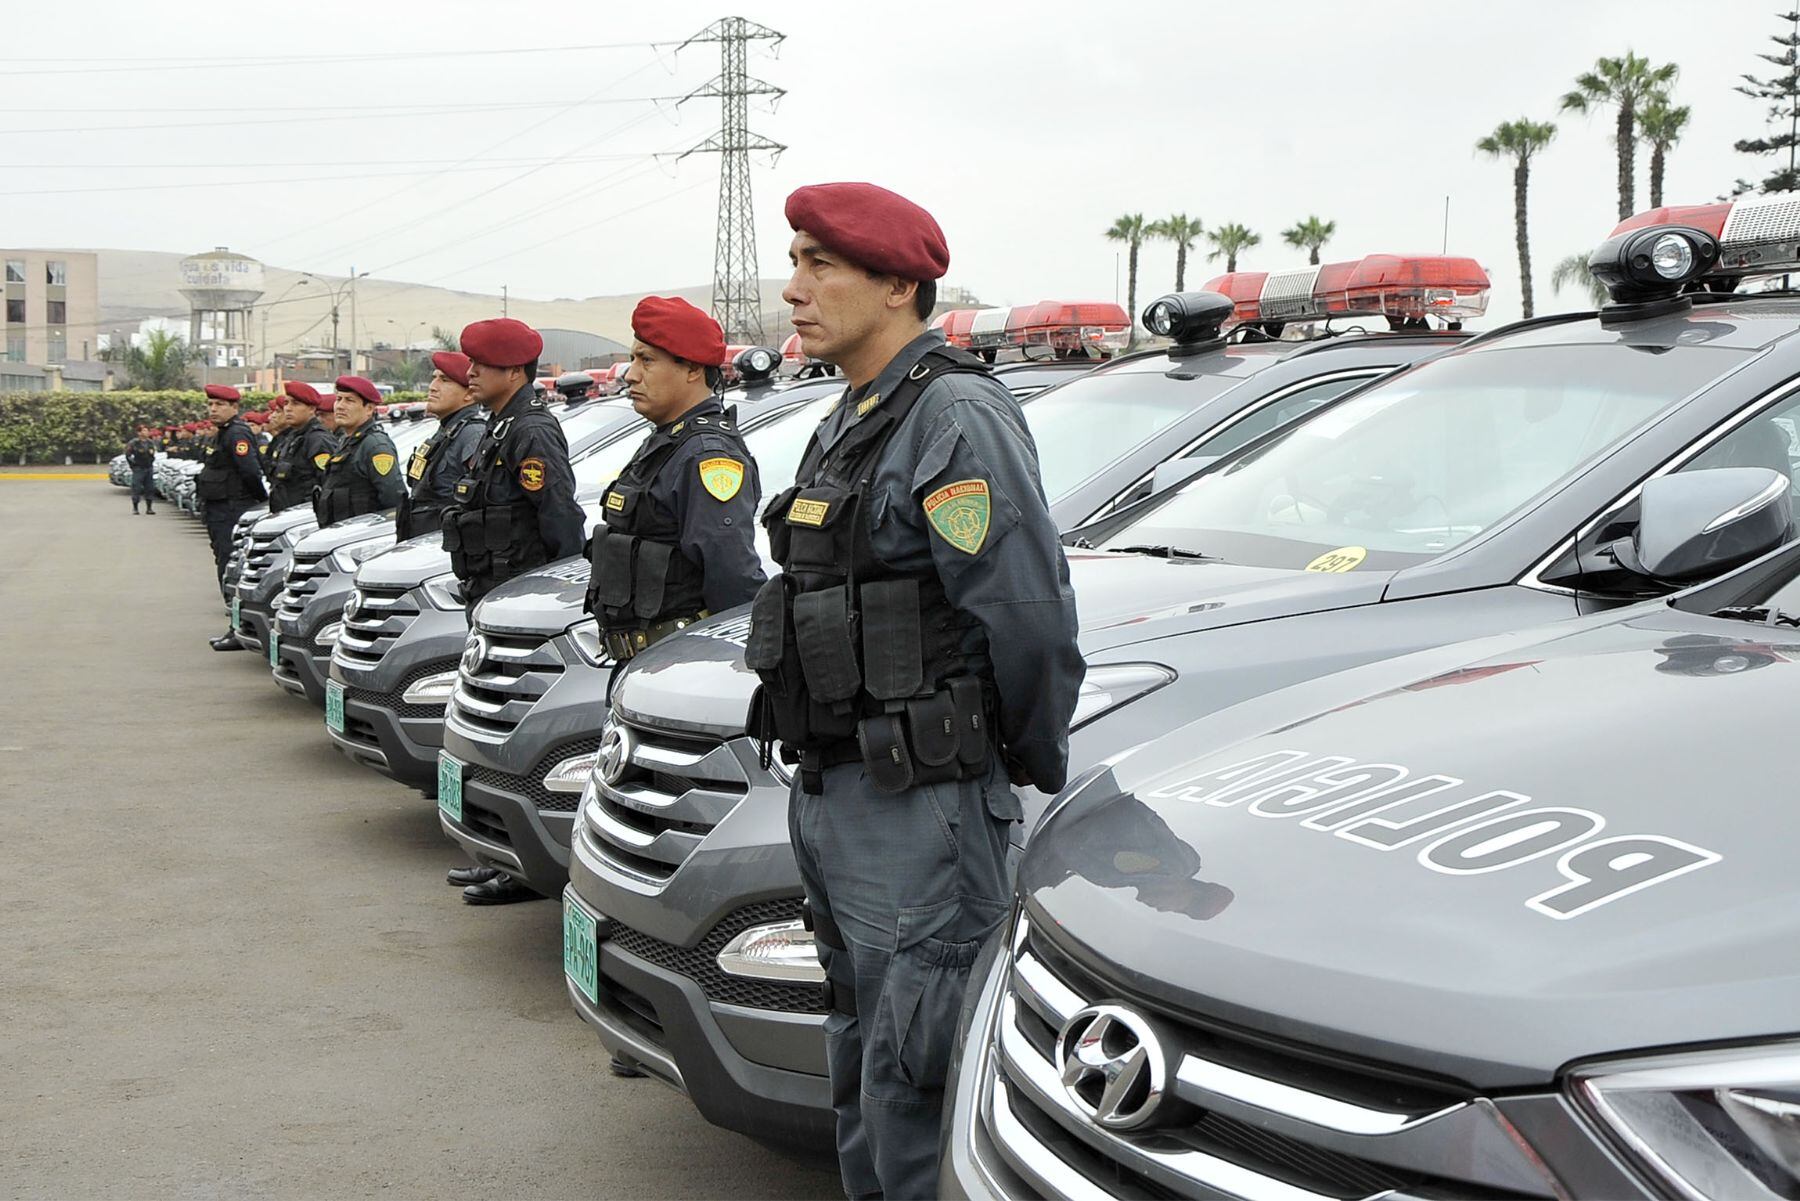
left=1551, top=253, right=1610, bottom=308
left=1560, top=52, right=1680, bottom=220
left=1147, top=213, right=1204, bottom=291
left=430, top=324, right=459, bottom=351
left=1638, top=96, right=1691, bottom=208
left=1105, top=213, right=1149, bottom=337
left=1206, top=223, right=1261, bottom=273
left=1476, top=118, right=1558, bottom=318
left=1280, top=216, right=1337, bottom=265
left=124, top=329, right=194, bottom=390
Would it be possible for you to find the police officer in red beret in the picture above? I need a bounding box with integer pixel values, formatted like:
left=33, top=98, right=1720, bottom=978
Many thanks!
left=746, top=183, right=1082, bottom=1198
left=259, top=396, right=289, bottom=481
left=441, top=317, right=585, bottom=604
left=397, top=351, right=487, bottom=543
left=584, top=297, right=766, bottom=659
left=199, top=384, right=271, bottom=650
left=315, top=376, right=405, bottom=527
left=268, top=381, right=340, bottom=514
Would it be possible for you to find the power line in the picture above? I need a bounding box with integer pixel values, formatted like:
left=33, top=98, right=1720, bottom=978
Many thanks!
left=0, top=156, right=659, bottom=198
left=0, top=96, right=682, bottom=135
left=0, top=41, right=663, bottom=76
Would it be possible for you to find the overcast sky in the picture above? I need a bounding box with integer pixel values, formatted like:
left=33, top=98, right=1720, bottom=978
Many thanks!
left=4, top=1, right=1787, bottom=325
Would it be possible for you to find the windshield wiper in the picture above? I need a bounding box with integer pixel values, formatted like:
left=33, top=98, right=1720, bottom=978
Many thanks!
left=1106, top=543, right=1217, bottom=560
left=1708, top=605, right=1800, bottom=627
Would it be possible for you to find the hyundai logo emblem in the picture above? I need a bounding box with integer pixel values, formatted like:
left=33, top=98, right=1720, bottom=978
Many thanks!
left=459, top=635, right=486, bottom=679
left=597, top=723, right=632, bottom=786
left=1056, top=1004, right=1168, bottom=1130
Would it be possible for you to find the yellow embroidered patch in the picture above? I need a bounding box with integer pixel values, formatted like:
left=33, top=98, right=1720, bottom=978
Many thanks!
left=922, top=479, right=991, bottom=555
left=234, top=439, right=251, bottom=457
left=698, top=457, right=745, bottom=502
left=605, top=491, right=625, bottom=511
left=313, top=452, right=330, bottom=470
left=787, top=497, right=830, bottom=527
left=407, top=447, right=428, bottom=481
left=856, top=392, right=882, bottom=417
left=1305, top=545, right=1368, bottom=573
left=519, top=457, right=546, bottom=492
left=371, top=453, right=396, bottom=476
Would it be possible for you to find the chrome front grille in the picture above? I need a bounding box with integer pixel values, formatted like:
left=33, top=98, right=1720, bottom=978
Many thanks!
left=334, top=583, right=422, bottom=667
left=237, top=534, right=282, bottom=589
left=580, top=720, right=748, bottom=885
left=275, top=551, right=331, bottom=621
left=973, top=919, right=1554, bottom=1201
left=447, top=626, right=565, bottom=737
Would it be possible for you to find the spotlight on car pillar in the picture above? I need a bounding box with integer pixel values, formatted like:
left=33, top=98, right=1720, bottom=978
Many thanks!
left=1588, top=224, right=1720, bottom=322
left=734, top=346, right=779, bottom=383
left=1142, top=291, right=1235, bottom=355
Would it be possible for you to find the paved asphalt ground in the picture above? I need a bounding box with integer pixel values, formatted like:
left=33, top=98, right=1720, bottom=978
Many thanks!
left=0, top=478, right=840, bottom=1199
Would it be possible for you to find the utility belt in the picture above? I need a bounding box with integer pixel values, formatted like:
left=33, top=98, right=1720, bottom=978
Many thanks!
left=773, top=677, right=995, bottom=796
left=600, top=611, right=709, bottom=661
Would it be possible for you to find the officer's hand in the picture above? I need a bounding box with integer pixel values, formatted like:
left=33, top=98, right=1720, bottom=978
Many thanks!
left=1005, top=751, right=1030, bottom=788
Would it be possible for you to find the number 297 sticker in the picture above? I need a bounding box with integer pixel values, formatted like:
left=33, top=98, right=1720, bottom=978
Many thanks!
left=1306, top=545, right=1367, bottom=573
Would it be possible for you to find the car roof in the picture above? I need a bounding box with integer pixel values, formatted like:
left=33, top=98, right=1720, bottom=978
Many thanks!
left=1463, top=295, right=1800, bottom=354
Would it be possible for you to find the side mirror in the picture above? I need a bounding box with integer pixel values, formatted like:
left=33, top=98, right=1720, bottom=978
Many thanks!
left=1613, top=467, right=1792, bottom=583
left=1149, top=455, right=1220, bottom=496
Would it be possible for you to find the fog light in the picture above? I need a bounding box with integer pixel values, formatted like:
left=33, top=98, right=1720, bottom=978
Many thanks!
left=716, top=921, right=824, bottom=983
left=314, top=621, right=343, bottom=649
left=401, top=669, right=458, bottom=706
left=544, top=751, right=601, bottom=794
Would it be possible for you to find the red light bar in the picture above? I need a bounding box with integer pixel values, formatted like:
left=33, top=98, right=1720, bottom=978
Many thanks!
left=721, top=343, right=752, bottom=368
left=1611, top=194, right=1800, bottom=276
left=930, top=308, right=980, bottom=349
left=781, top=332, right=805, bottom=362
left=1610, top=202, right=1731, bottom=239
left=936, top=301, right=1129, bottom=354
left=1199, top=254, right=1490, bottom=328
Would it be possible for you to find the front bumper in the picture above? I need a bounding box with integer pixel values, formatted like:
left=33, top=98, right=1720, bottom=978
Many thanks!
left=233, top=600, right=273, bottom=654
left=561, top=884, right=834, bottom=1150
left=327, top=603, right=468, bottom=789
left=273, top=578, right=353, bottom=706
left=437, top=741, right=590, bottom=894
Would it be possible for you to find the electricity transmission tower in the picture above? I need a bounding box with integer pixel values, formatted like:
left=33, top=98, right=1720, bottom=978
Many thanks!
left=677, top=17, right=786, bottom=345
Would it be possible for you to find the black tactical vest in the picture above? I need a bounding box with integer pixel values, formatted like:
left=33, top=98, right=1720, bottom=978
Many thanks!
left=441, top=408, right=552, bottom=599
left=746, top=346, right=994, bottom=794
left=196, top=418, right=258, bottom=503
left=269, top=419, right=331, bottom=513
left=586, top=408, right=746, bottom=641
left=315, top=425, right=386, bottom=527
left=397, top=406, right=481, bottom=542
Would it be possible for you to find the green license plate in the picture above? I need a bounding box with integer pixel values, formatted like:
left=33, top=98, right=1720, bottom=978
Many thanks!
left=324, top=680, right=346, bottom=734
left=268, top=629, right=281, bottom=668
left=438, top=753, right=464, bottom=823
left=231, top=597, right=241, bottom=631
left=563, top=894, right=599, bottom=1005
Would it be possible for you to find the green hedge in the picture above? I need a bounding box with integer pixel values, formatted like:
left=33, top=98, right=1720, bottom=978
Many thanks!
left=0, top=390, right=427, bottom=464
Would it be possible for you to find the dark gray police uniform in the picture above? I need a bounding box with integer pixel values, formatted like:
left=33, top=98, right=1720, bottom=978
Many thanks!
left=314, top=420, right=406, bottom=527
left=748, top=330, right=1082, bottom=1199
left=441, top=385, right=586, bottom=601
left=585, top=396, right=766, bottom=658
left=269, top=414, right=338, bottom=515
left=396, top=404, right=485, bottom=542
left=125, top=436, right=157, bottom=509
left=197, top=414, right=269, bottom=591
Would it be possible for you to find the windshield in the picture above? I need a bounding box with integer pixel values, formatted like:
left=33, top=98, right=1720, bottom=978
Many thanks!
left=557, top=401, right=634, bottom=446
left=745, top=395, right=837, bottom=492
left=389, top=419, right=439, bottom=456
left=572, top=417, right=651, bottom=491
left=1100, top=344, right=1750, bottom=570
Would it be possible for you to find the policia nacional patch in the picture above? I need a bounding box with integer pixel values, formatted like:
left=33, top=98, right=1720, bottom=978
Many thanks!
left=698, top=457, right=745, bottom=502
left=372, top=453, right=396, bottom=476
left=923, top=479, right=991, bottom=555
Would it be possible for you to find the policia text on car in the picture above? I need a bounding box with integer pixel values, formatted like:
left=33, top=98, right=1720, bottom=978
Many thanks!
left=745, top=182, right=1084, bottom=1200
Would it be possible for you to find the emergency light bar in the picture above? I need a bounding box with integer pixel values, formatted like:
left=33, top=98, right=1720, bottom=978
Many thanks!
left=1200, top=254, right=1491, bottom=330
left=780, top=332, right=805, bottom=364
left=1611, top=193, right=1800, bottom=278
left=931, top=301, right=1131, bottom=356
left=929, top=309, right=980, bottom=350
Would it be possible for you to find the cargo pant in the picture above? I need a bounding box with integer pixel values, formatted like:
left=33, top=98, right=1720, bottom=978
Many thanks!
left=130, top=465, right=155, bottom=509
left=204, top=501, right=251, bottom=599
left=790, top=758, right=1019, bottom=1201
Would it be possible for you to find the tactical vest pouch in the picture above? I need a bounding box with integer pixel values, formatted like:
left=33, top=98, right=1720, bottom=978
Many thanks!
left=782, top=485, right=854, bottom=576
left=633, top=540, right=673, bottom=619
left=950, top=676, right=991, bottom=771
left=904, top=690, right=960, bottom=768
left=745, top=577, right=789, bottom=675
left=592, top=530, right=635, bottom=609
left=483, top=507, right=513, bottom=551
left=860, top=579, right=923, bottom=701
left=858, top=714, right=915, bottom=793
left=601, top=486, right=640, bottom=531
left=196, top=465, right=229, bottom=501
left=763, top=484, right=801, bottom=562
left=792, top=586, right=861, bottom=704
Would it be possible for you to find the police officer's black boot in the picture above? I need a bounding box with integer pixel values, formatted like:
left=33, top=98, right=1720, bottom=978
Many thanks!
left=460, top=871, right=542, bottom=905
left=445, top=865, right=500, bottom=887
left=608, top=1053, right=647, bottom=1079
left=209, top=632, right=244, bottom=652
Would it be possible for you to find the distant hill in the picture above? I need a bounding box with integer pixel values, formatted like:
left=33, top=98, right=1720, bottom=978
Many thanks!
left=81, top=248, right=797, bottom=353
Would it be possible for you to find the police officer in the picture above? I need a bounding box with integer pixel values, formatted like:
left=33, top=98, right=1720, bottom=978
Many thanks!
left=268, top=382, right=339, bottom=514
left=585, top=296, right=766, bottom=660
left=259, top=399, right=288, bottom=480
left=198, top=385, right=271, bottom=651
left=125, top=422, right=158, bottom=514
left=315, top=375, right=405, bottom=527
left=397, top=351, right=487, bottom=543
left=746, top=183, right=1083, bottom=1199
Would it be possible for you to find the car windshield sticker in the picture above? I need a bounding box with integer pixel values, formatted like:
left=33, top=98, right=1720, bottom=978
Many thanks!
left=1142, top=750, right=1721, bottom=919
left=1306, top=546, right=1367, bottom=573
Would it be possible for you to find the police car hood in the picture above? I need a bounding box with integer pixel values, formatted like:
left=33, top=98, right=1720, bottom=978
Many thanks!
left=469, top=557, right=593, bottom=635
left=1021, top=605, right=1800, bottom=1089
left=353, top=534, right=451, bottom=589
left=250, top=506, right=319, bottom=538
left=291, top=512, right=394, bottom=556
left=1066, top=551, right=1391, bottom=654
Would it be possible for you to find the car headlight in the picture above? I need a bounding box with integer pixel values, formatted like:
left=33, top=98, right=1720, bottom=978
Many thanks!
left=314, top=621, right=343, bottom=649
left=1070, top=663, right=1175, bottom=731
left=401, top=669, right=459, bottom=706
left=564, top=618, right=608, bottom=667
left=716, top=920, right=825, bottom=983
left=420, top=572, right=466, bottom=611
left=1574, top=1043, right=1800, bottom=1200
left=330, top=536, right=395, bottom=573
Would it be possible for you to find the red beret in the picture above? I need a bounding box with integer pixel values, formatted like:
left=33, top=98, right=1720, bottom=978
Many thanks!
left=460, top=318, right=543, bottom=368
left=315, top=392, right=335, bottom=414
left=430, top=350, right=471, bottom=387
left=204, top=384, right=241, bottom=403
left=270, top=394, right=289, bottom=409
left=335, top=375, right=380, bottom=406
left=785, top=182, right=949, bottom=281
left=245, top=411, right=267, bottom=425
left=631, top=296, right=727, bottom=366
left=283, top=380, right=322, bottom=407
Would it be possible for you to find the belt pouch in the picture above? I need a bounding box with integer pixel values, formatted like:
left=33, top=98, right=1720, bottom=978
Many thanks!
left=859, top=579, right=922, bottom=701
left=792, top=586, right=861, bottom=704
left=594, top=531, right=635, bottom=609
left=633, top=540, right=673, bottom=619
left=904, top=690, right=959, bottom=768
left=949, top=676, right=991, bottom=770
left=484, top=507, right=513, bottom=551
left=858, top=713, right=915, bottom=793
left=744, top=576, right=789, bottom=674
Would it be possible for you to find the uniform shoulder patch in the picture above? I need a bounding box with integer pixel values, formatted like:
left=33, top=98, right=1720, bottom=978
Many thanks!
left=922, top=479, right=991, bottom=555
left=313, top=452, right=330, bottom=470
left=856, top=392, right=882, bottom=417
left=697, top=456, right=745, bottom=502
left=371, top=452, right=396, bottom=476
left=519, top=457, right=547, bottom=492
left=234, top=439, right=251, bottom=457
